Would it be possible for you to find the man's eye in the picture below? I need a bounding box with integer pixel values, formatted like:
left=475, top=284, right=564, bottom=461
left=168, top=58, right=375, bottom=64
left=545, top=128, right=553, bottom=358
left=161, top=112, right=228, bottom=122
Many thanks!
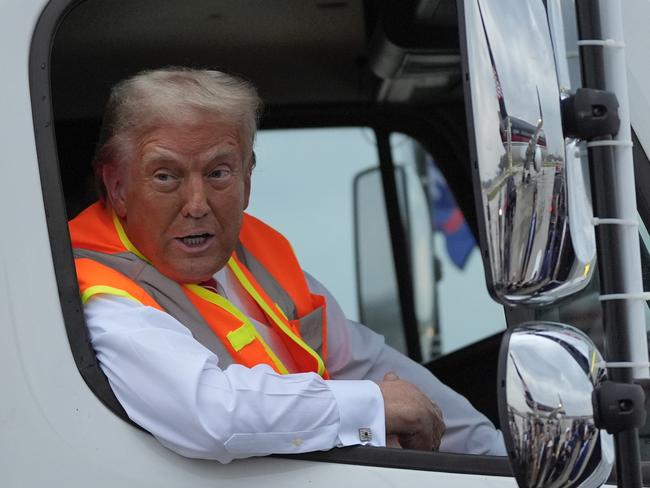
left=208, top=168, right=232, bottom=179
left=153, top=172, right=174, bottom=182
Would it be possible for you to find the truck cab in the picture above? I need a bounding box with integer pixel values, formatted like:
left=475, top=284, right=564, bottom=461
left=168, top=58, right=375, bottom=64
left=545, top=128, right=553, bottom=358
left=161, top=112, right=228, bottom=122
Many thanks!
left=3, top=0, right=650, bottom=486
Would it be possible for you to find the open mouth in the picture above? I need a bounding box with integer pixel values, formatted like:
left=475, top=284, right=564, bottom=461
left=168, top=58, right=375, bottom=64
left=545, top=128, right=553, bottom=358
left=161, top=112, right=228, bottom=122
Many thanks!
left=178, top=233, right=213, bottom=248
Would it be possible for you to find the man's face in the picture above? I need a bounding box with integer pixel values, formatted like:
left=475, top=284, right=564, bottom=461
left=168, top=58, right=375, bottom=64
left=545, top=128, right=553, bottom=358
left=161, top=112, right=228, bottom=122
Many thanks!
left=106, top=120, right=251, bottom=283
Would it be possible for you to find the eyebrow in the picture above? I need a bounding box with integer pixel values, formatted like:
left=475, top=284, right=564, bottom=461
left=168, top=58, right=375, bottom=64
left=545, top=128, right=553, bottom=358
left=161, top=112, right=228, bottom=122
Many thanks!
left=141, top=144, right=240, bottom=166
left=200, top=144, right=240, bottom=163
left=140, top=147, right=182, bottom=166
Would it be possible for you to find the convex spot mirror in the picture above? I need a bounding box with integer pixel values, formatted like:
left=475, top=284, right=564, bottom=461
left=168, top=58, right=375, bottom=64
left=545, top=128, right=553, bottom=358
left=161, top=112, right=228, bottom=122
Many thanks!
left=459, top=0, right=595, bottom=305
left=498, top=322, right=614, bottom=488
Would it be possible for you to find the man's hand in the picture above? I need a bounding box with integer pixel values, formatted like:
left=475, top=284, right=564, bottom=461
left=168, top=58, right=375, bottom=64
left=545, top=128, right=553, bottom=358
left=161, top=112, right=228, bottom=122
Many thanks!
left=379, top=372, right=445, bottom=451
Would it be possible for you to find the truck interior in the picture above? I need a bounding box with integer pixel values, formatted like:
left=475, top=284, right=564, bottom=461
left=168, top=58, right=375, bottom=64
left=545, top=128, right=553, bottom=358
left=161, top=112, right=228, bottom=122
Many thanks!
left=28, top=0, right=650, bottom=476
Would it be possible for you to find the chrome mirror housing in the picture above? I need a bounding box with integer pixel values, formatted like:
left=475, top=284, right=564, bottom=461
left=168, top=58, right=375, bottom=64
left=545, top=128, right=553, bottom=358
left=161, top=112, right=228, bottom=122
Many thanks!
left=498, top=322, right=614, bottom=488
left=459, top=0, right=596, bottom=305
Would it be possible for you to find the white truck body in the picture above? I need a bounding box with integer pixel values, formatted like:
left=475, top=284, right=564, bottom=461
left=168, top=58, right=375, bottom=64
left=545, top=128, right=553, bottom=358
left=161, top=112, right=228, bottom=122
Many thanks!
left=2, top=0, right=648, bottom=486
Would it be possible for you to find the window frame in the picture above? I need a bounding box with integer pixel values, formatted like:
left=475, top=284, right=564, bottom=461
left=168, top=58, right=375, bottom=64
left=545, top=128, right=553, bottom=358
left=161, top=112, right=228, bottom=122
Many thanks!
left=29, top=0, right=541, bottom=478
left=30, top=0, right=137, bottom=426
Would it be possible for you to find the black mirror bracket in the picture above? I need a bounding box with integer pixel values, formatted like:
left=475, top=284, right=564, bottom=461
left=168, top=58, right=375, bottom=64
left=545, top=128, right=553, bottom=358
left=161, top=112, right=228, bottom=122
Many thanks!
left=561, top=88, right=621, bottom=140
left=592, top=380, right=647, bottom=434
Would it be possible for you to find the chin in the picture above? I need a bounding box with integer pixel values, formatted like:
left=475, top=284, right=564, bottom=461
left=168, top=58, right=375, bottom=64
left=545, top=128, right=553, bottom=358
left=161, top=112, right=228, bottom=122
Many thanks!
left=159, top=257, right=225, bottom=284
left=158, top=267, right=215, bottom=285
left=184, top=269, right=219, bottom=284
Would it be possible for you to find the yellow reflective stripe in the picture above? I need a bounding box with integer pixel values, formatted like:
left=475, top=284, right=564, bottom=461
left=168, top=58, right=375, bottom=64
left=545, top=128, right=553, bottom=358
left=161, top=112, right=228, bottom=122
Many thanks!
left=227, top=257, right=326, bottom=376
left=81, top=285, right=142, bottom=305
left=227, top=324, right=256, bottom=352
left=185, top=284, right=289, bottom=375
left=186, top=283, right=250, bottom=321
left=275, top=303, right=288, bottom=320
left=112, top=211, right=149, bottom=263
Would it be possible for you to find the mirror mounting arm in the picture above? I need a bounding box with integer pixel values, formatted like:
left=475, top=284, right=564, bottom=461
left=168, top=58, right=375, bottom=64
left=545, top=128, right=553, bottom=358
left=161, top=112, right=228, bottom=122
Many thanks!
left=561, top=88, right=620, bottom=140
left=592, top=380, right=646, bottom=434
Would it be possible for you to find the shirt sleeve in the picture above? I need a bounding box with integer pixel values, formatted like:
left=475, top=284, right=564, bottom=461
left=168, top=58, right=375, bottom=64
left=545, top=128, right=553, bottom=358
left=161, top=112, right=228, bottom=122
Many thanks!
left=304, top=272, right=507, bottom=456
left=84, top=294, right=386, bottom=463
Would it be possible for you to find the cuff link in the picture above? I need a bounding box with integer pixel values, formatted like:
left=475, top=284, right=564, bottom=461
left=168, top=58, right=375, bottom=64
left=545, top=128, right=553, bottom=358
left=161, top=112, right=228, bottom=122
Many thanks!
left=358, top=428, right=372, bottom=442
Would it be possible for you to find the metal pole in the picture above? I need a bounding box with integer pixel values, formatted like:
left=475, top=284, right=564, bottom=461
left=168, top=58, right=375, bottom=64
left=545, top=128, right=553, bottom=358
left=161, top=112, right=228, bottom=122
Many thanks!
left=574, top=1, right=645, bottom=487
left=597, top=0, right=650, bottom=380
left=375, top=128, right=423, bottom=363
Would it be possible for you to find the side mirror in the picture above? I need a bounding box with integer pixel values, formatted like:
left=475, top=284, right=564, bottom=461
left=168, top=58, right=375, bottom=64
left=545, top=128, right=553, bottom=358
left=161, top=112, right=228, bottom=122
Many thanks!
left=353, top=158, right=437, bottom=362
left=459, top=0, right=596, bottom=305
left=498, top=322, right=614, bottom=488
left=354, top=165, right=410, bottom=355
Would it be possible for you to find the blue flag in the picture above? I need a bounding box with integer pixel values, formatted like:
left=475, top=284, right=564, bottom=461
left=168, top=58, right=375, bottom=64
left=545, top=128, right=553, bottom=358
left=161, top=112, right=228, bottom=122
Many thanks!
left=426, top=159, right=475, bottom=269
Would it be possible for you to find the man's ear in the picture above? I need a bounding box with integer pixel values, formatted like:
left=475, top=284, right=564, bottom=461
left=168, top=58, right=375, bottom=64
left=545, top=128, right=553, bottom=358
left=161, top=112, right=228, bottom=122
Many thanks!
left=243, top=151, right=254, bottom=209
left=103, top=163, right=128, bottom=218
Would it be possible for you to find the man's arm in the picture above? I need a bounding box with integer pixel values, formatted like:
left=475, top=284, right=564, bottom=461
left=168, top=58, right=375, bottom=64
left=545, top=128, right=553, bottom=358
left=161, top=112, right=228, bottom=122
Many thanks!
left=305, top=273, right=507, bottom=456
left=84, top=294, right=387, bottom=462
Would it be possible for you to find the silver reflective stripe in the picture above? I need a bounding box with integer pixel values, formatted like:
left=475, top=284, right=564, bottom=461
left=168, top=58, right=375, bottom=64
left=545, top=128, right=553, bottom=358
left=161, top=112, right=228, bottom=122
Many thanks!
left=74, top=248, right=236, bottom=367
left=234, top=242, right=297, bottom=320
left=296, top=306, right=324, bottom=357
left=235, top=241, right=325, bottom=357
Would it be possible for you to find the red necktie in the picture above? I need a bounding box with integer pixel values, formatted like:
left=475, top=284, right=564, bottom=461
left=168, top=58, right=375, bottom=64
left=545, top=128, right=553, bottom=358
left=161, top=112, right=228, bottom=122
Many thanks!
left=200, top=278, right=223, bottom=295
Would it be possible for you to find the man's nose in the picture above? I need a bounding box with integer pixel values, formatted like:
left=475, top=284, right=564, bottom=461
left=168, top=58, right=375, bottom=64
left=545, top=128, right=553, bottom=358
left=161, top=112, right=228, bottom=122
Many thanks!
left=181, top=175, right=210, bottom=219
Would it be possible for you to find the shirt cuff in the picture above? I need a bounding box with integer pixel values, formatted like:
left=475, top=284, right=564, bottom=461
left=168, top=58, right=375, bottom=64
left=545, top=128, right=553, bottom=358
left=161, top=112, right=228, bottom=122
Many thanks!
left=326, top=379, right=386, bottom=448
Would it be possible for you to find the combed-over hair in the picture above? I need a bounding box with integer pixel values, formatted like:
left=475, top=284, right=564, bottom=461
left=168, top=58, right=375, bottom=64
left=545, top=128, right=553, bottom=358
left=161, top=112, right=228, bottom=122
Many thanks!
left=93, top=67, right=262, bottom=201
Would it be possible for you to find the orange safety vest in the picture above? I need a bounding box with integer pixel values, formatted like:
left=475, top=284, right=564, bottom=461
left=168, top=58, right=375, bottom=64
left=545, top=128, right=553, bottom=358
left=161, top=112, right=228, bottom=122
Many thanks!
left=69, top=202, right=329, bottom=378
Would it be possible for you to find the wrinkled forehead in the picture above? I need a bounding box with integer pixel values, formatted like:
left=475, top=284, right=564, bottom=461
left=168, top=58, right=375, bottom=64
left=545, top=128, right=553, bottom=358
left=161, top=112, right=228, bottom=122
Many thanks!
left=137, top=123, right=243, bottom=161
left=108, top=120, right=252, bottom=183
left=132, top=111, right=250, bottom=153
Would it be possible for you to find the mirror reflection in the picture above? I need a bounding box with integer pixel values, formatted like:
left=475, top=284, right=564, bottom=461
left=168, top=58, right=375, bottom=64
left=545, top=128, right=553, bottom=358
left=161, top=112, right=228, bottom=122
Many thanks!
left=464, top=0, right=594, bottom=304
left=500, top=323, right=613, bottom=488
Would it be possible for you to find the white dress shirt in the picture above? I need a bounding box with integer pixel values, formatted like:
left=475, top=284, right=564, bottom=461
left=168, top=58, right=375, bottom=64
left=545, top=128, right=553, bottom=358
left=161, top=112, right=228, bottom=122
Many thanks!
left=84, top=268, right=505, bottom=463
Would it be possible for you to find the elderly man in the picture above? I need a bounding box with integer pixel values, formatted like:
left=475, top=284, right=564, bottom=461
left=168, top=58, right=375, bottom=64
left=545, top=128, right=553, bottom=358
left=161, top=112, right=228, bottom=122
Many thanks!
left=69, top=67, right=505, bottom=463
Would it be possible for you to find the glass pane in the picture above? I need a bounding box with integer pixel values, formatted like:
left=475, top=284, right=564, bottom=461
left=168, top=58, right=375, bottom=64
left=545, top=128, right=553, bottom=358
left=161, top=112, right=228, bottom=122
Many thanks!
left=248, top=127, right=378, bottom=321
left=390, top=133, right=505, bottom=357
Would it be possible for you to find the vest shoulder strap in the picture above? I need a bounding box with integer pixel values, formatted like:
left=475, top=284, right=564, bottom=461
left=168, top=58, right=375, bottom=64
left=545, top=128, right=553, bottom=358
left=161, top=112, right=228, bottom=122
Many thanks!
left=69, top=202, right=126, bottom=254
left=240, top=213, right=314, bottom=317
left=75, top=257, right=162, bottom=309
left=235, top=241, right=297, bottom=320
left=74, top=250, right=236, bottom=366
